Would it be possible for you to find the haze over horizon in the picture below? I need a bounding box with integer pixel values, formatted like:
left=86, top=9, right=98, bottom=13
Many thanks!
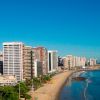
left=0, top=0, right=100, bottom=61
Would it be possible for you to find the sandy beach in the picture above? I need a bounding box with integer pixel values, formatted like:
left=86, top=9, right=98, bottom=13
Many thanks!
left=31, top=71, right=73, bottom=100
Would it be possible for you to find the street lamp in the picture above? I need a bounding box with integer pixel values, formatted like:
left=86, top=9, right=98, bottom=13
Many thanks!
left=19, top=82, right=20, bottom=100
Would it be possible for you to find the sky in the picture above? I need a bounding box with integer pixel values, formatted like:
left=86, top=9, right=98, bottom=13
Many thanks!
left=0, top=0, right=100, bottom=60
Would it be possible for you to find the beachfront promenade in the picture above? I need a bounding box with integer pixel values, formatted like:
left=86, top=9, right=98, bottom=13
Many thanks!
left=31, top=71, right=73, bottom=100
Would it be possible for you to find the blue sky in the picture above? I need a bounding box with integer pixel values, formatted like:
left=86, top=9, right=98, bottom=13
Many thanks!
left=0, top=0, right=100, bottom=60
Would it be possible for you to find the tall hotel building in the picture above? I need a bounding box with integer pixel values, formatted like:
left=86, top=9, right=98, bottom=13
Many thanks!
left=3, top=42, right=24, bottom=81
left=48, top=51, right=58, bottom=73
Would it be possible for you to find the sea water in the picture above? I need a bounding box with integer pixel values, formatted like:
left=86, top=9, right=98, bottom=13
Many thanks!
left=60, top=70, right=100, bottom=100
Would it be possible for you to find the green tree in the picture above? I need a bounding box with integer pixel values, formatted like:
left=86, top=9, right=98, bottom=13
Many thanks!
left=41, top=75, right=51, bottom=83
left=0, top=86, right=4, bottom=100
left=25, top=79, right=32, bottom=86
left=33, top=77, right=42, bottom=90
left=14, top=82, right=31, bottom=100
left=23, top=93, right=31, bottom=100
left=0, top=86, right=18, bottom=100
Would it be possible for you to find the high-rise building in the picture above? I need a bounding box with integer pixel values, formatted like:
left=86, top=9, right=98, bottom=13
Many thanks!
left=63, top=55, right=74, bottom=70
left=75, top=56, right=86, bottom=67
left=75, top=56, right=80, bottom=67
left=58, top=56, right=63, bottom=66
left=34, top=59, right=43, bottom=77
left=33, top=47, right=48, bottom=75
left=63, top=55, right=86, bottom=69
left=80, top=57, right=86, bottom=66
left=0, top=52, right=3, bottom=61
left=23, top=46, right=34, bottom=80
left=73, top=56, right=77, bottom=67
left=90, top=58, right=96, bottom=66
left=48, top=50, right=58, bottom=73
left=0, top=52, right=3, bottom=74
left=3, top=42, right=24, bottom=82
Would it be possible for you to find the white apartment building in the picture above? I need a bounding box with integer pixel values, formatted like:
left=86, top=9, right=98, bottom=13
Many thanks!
left=63, top=55, right=86, bottom=69
left=75, top=57, right=86, bottom=67
left=75, top=56, right=80, bottom=66
left=3, top=42, right=24, bottom=82
left=80, top=57, right=86, bottom=66
left=63, top=55, right=75, bottom=69
left=48, top=50, right=58, bottom=73
left=90, top=58, right=96, bottom=66
left=34, top=59, right=43, bottom=77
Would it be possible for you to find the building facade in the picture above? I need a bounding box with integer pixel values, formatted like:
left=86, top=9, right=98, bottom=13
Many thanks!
left=0, top=52, right=3, bottom=74
left=58, top=56, right=63, bottom=66
left=23, top=46, right=34, bottom=80
left=34, top=59, right=43, bottom=77
left=63, top=55, right=86, bottom=69
left=89, top=58, right=96, bottom=66
left=3, top=42, right=24, bottom=82
left=33, top=47, right=48, bottom=75
left=63, top=55, right=74, bottom=70
left=48, top=50, right=58, bottom=73
left=0, top=75, right=17, bottom=86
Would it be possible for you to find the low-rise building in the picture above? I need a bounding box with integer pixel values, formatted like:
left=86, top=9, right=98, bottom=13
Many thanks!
left=0, top=75, right=17, bottom=86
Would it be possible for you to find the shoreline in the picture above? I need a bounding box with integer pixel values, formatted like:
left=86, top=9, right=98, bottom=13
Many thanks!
left=32, top=71, right=74, bottom=100
left=31, top=68, right=100, bottom=100
left=56, top=71, right=74, bottom=100
left=59, top=69, right=100, bottom=100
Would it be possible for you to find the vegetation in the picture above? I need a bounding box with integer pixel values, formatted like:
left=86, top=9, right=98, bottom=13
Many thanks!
left=41, top=74, right=51, bottom=83
left=14, top=82, right=31, bottom=100
left=32, top=77, right=42, bottom=90
left=0, top=72, right=56, bottom=100
left=0, top=82, right=31, bottom=100
left=0, top=86, right=18, bottom=100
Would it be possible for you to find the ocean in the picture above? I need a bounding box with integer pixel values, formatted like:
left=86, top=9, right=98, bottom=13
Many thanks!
left=60, top=70, right=100, bottom=100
